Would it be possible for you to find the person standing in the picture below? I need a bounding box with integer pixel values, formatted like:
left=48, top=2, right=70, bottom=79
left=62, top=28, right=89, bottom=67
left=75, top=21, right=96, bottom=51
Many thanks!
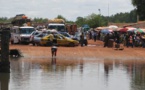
left=50, top=33, right=57, bottom=58
left=89, top=31, right=92, bottom=40
left=125, top=33, right=129, bottom=47
left=49, top=33, right=54, bottom=46
left=93, top=31, right=97, bottom=42
left=128, top=35, right=134, bottom=48
left=80, top=32, right=84, bottom=47
left=104, top=33, right=110, bottom=47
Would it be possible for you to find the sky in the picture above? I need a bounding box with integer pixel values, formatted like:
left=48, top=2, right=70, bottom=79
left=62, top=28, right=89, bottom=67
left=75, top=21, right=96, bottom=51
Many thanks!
left=0, top=0, right=135, bottom=21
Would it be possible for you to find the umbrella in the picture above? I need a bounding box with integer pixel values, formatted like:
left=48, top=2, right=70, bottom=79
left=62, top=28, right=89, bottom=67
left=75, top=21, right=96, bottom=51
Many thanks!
left=108, top=25, right=118, bottom=31
left=127, top=27, right=136, bottom=32
left=119, top=28, right=128, bottom=33
left=96, top=27, right=107, bottom=30
left=134, top=28, right=144, bottom=33
left=141, top=29, right=145, bottom=33
left=101, top=29, right=111, bottom=34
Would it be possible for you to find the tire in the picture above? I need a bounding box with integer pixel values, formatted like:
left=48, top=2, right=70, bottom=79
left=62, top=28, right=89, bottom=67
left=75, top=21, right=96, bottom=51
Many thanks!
left=11, top=40, right=14, bottom=44
left=84, top=40, right=88, bottom=46
left=32, top=42, right=35, bottom=46
left=18, top=40, right=21, bottom=44
left=69, top=42, right=75, bottom=47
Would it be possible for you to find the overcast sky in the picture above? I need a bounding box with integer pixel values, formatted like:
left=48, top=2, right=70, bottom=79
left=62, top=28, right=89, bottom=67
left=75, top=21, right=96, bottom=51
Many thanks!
left=0, top=0, right=134, bottom=21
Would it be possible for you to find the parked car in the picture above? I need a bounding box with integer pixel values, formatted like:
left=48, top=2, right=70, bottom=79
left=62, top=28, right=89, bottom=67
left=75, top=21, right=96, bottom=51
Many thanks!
left=30, top=30, right=51, bottom=46
left=72, top=32, right=88, bottom=46
left=40, top=34, right=79, bottom=47
left=29, top=31, right=43, bottom=45
left=58, top=32, right=73, bottom=39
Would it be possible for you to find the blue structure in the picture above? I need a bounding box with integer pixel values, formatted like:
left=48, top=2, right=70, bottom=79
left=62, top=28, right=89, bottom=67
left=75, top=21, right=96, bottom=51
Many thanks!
left=82, top=24, right=90, bottom=32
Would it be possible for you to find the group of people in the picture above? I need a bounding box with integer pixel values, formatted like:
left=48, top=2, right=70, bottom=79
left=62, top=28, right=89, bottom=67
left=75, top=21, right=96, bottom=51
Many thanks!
left=87, top=29, right=98, bottom=42
left=102, top=31, right=145, bottom=48
left=84, top=27, right=145, bottom=48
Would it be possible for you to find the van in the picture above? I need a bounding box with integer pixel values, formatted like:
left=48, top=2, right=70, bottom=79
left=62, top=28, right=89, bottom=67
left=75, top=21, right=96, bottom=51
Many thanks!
left=10, top=26, right=35, bottom=44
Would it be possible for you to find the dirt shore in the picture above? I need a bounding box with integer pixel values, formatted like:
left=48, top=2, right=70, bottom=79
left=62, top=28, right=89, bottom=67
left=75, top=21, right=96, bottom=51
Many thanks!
left=9, top=40, right=145, bottom=61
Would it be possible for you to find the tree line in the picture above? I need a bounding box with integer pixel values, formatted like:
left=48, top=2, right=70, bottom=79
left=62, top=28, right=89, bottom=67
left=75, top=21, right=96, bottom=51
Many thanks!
left=0, top=10, right=141, bottom=29
left=0, top=0, right=144, bottom=28
left=0, top=9, right=137, bottom=28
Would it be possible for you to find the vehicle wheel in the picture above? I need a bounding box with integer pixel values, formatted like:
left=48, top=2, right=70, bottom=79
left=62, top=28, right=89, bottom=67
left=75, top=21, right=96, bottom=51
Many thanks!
left=85, top=41, right=88, bottom=46
left=69, top=42, right=75, bottom=47
left=32, top=43, right=35, bottom=46
left=46, top=42, right=52, bottom=46
left=18, top=40, right=21, bottom=44
left=11, top=40, right=14, bottom=44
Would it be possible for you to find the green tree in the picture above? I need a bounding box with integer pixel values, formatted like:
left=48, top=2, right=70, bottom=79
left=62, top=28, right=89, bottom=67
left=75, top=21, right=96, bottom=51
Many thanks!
left=33, top=18, right=48, bottom=23
left=75, top=17, right=86, bottom=27
left=131, top=0, right=145, bottom=21
left=85, top=13, right=100, bottom=28
left=109, top=9, right=137, bottom=23
left=55, top=15, right=66, bottom=21
left=75, top=13, right=108, bottom=28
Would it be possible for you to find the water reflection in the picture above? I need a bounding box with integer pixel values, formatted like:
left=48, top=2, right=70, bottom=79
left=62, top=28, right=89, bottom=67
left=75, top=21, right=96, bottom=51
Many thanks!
left=0, top=57, right=144, bottom=90
left=0, top=73, right=10, bottom=90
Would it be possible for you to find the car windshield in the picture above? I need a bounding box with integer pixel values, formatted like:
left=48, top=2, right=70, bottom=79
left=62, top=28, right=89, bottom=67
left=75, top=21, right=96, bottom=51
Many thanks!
left=48, top=25, right=65, bottom=32
left=60, top=32, right=70, bottom=37
left=75, top=32, right=81, bottom=37
left=20, top=28, right=35, bottom=34
left=32, top=31, right=42, bottom=35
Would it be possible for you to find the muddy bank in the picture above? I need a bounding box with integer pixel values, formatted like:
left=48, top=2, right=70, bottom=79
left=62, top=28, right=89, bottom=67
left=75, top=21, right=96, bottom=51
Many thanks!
left=9, top=40, right=145, bottom=61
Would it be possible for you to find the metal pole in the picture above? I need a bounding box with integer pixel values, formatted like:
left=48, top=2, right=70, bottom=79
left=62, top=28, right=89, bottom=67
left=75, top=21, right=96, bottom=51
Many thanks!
left=98, top=9, right=101, bottom=26
left=108, top=0, right=110, bottom=25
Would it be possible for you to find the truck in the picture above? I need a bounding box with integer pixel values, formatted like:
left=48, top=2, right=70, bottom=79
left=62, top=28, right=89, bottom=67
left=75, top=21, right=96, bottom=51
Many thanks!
left=11, top=14, right=32, bottom=26
left=65, top=24, right=77, bottom=35
left=47, top=19, right=66, bottom=32
left=10, top=14, right=35, bottom=44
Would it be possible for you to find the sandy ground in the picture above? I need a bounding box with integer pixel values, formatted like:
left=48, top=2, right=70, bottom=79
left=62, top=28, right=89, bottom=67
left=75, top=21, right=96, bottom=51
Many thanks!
left=9, top=40, right=145, bottom=61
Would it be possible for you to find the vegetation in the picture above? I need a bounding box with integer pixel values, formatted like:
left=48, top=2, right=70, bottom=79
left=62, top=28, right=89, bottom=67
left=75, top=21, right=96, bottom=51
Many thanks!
left=131, top=0, right=145, bottom=21
left=0, top=9, right=138, bottom=28
left=109, top=9, right=137, bottom=23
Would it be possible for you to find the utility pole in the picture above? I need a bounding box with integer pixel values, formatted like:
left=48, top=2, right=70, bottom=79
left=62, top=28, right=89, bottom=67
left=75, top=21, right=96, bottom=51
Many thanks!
left=108, top=0, right=110, bottom=26
left=98, top=9, right=101, bottom=26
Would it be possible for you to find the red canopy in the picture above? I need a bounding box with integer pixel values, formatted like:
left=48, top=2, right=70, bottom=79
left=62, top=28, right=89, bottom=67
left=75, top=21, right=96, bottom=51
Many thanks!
left=119, top=28, right=128, bottom=33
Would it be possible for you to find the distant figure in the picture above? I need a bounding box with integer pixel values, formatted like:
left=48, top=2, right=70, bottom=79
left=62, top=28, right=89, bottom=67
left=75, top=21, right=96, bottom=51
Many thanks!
left=48, top=34, right=54, bottom=46
left=89, top=31, right=92, bottom=39
left=128, top=35, right=134, bottom=48
left=80, top=32, right=84, bottom=47
left=125, top=33, right=129, bottom=47
left=51, top=34, right=57, bottom=58
left=104, top=33, right=110, bottom=47
left=93, top=31, right=97, bottom=42
left=51, top=44, right=57, bottom=58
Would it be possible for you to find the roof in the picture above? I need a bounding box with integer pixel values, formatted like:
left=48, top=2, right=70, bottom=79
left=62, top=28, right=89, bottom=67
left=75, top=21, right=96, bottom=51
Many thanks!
left=20, top=26, right=34, bottom=28
left=48, top=23, right=65, bottom=26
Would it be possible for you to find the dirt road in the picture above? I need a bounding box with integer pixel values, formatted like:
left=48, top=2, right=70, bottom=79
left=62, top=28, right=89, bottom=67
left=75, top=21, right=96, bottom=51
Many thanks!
left=9, top=40, right=145, bottom=61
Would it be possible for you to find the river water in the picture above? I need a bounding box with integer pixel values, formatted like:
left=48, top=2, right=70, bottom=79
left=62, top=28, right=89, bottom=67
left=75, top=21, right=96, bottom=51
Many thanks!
left=0, top=56, right=145, bottom=90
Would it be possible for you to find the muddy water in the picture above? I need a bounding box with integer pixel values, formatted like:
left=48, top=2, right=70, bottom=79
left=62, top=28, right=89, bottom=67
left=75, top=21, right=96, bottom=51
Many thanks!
left=1, top=57, right=145, bottom=90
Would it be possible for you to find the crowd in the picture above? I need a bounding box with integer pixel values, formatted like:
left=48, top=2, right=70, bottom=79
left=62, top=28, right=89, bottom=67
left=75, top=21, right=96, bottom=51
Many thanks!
left=86, top=28, right=145, bottom=48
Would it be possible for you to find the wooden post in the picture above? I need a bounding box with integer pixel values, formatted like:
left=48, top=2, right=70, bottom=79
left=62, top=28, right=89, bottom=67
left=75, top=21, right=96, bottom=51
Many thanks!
left=0, top=28, right=10, bottom=73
